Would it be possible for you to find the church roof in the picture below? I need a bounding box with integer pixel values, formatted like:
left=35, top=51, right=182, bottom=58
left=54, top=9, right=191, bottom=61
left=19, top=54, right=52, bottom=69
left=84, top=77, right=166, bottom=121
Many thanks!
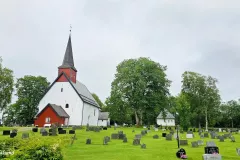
left=36, top=103, right=69, bottom=118
left=157, top=111, right=174, bottom=119
left=98, top=112, right=109, bottom=120
left=58, top=35, right=77, bottom=72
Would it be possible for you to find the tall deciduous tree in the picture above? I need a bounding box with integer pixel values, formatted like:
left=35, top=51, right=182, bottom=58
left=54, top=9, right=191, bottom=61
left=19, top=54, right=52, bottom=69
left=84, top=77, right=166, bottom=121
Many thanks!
left=92, top=93, right=105, bottom=109
left=13, top=76, right=50, bottom=125
left=181, top=71, right=221, bottom=131
left=107, top=57, right=171, bottom=125
left=0, top=57, right=14, bottom=112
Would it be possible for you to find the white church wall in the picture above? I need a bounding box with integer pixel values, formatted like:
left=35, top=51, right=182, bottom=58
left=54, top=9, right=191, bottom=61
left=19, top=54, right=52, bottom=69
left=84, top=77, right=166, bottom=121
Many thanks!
left=97, top=120, right=107, bottom=127
left=37, top=82, right=83, bottom=125
left=156, top=118, right=175, bottom=126
left=82, top=103, right=99, bottom=126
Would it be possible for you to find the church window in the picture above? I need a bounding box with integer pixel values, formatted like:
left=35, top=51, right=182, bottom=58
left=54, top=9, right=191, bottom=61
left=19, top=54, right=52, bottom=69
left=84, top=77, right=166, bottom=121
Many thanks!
left=45, top=117, right=50, bottom=123
left=65, top=104, right=69, bottom=108
left=94, top=110, right=95, bottom=116
left=61, top=88, right=63, bottom=92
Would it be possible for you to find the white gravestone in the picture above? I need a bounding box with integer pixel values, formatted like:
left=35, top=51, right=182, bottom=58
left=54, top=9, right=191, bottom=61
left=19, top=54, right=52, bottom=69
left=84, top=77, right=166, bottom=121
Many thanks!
left=186, top=134, right=193, bottom=139
left=218, top=128, right=222, bottom=132
left=202, top=154, right=222, bottom=160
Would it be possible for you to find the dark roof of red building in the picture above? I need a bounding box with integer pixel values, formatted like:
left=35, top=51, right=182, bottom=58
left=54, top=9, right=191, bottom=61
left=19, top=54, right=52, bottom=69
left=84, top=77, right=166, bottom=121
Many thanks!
left=36, top=103, right=69, bottom=118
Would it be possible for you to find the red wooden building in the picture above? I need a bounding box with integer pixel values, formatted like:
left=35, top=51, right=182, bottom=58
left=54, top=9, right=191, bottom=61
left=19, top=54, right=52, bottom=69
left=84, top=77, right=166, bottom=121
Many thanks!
left=34, top=103, right=69, bottom=127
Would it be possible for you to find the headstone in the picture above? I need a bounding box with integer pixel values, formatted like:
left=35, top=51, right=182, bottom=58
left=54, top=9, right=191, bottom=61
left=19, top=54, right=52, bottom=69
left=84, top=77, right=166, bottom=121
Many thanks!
left=236, top=148, right=240, bottom=156
left=32, top=128, right=38, bottom=132
left=191, top=141, right=198, bottom=147
left=186, top=134, right=193, bottom=139
left=111, top=133, right=119, bottom=139
left=205, top=141, right=219, bottom=154
left=135, top=134, right=141, bottom=139
left=49, top=129, right=52, bottom=132
left=10, top=132, right=17, bottom=138
left=153, top=135, right=159, bottom=139
left=51, top=124, right=57, bottom=136
left=141, top=130, right=146, bottom=136
left=176, top=148, right=187, bottom=159
left=141, top=144, right=146, bottom=149
left=132, top=130, right=135, bottom=133
left=206, top=141, right=216, bottom=147
left=86, top=139, right=91, bottom=144
left=197, top=140, right=204, bottom=146
left=119, top=133, right=126, bottom=140
left=69, top=130, right=75, bottom=134
left=219, top=128, right=222, bottom=132
left=180, top=140, right=188, bottom=145
left=162, top=133, right=167, bottom=137
left=118, top=131, right=123, bottom=134
left=202, top=154, right=222, bottom=160
left=42, top=131, right=48, bottom=136
left=204, top=133, right=209, bottom=138
left=133, top=138, right=140, bottom=145
left=40, top=128, right=46, bottom=134
left=103, top=137, right=108, bottom=145
left=123, top=137, right=127, bottom=143
left=58, top=128, right=63, bottom=132
left=170, top=130, right=174, bottom=135
left=166, top=134, right=172, bottom=141
left=230, top=136, right=235, bottom=142
left=22, top=133, right=29, bottom=139
left=200, top=134, right=204, bottom=139
left=173, top=133, right=178, bottom=139
left=12, top=129, right=17, bottom=133
left=59, top=130, right=66, bottom=134
left=105, top=136, right=110, bottom=142
left=219, top=136, right=224, bottom=142
left=94, top=127, right=100, bottom=132
left=103, top=127, right=107, bottom=130
left=187, top=131, right=193, bottom=134
left=3, top=130, right=10, bottom=135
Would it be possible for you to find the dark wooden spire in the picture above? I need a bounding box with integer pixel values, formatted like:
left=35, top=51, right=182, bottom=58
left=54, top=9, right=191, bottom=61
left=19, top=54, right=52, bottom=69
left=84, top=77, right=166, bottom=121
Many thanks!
left=58, top=35, right=77, bottom=71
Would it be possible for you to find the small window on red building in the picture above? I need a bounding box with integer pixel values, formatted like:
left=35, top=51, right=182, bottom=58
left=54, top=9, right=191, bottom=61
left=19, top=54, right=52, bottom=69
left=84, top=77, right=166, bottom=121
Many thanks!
left=45, top=117, right=50, bottom=123
left=65, top=104, right=69, bottom=108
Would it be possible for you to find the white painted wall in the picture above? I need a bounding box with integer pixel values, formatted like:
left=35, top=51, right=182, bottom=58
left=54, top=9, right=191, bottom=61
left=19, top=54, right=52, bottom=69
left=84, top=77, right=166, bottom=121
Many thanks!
left=37, top=82, right=83, bottom=125
left=156, top=118, right=175, bottom=126
left=97, top=119, right=110, bottom=127
left=82, top=103, right=99, bottom=126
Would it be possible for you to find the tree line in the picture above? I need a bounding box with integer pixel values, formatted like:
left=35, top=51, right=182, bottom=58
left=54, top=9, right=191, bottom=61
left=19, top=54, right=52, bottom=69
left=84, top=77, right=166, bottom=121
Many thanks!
left=1, top=56, right=240, bottom=129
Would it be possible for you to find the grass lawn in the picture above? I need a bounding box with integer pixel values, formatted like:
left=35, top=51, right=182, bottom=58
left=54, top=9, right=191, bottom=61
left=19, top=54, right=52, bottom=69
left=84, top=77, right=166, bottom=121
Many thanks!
left=1, top=127, right=240, bottom=160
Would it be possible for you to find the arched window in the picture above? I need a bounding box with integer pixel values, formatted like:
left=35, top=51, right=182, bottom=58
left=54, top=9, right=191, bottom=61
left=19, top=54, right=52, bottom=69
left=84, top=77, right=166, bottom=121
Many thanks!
left=61, top=88, right=63, bottom=92
left=94, top=110, right=95, bottom=116
left=65, top=104, right=69, bottom=108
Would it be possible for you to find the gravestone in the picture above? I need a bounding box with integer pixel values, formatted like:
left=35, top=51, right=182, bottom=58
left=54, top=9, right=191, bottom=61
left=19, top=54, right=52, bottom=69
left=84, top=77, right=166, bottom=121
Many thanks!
left=133, top=139, right=140, bottom=145
left=219, top=128, right=222, bottom=132
left=12, top=129, right=17, bottom=133
left=103, top=127, right=107, bottom=130
left=210, top=132, right=216, bottom=139
left=135, top=134, right=141, bottom=139
left=191, top=141, right=198, bottom=147
left=103, top=137, right=108, bottom=145
left=186, top=134, right=193, bottom=139
left=49, top=129, right=52, bottom=133
left=230, top=136, right=235, bottom=142
left=141, top=144, right=146, bottom=149
left=173, top=133, right=178, bottom=139
left=219, top=136, right=224, bottom=142
left=204, top=133, right=209, bottom=138
left=42, top=131, right=48, bottom=136
left=22, top=133, right=29, bottom=139
left=153, top=135, right=159, bottom=139
left=141, top=130, right=147, bottom=136
left=86, top=139, right=91, bottom=144
left=10, top=132, right=17, bottom=138
left=32, top=128, right=38, bottom=132
left=132, top=130, right=135, bottom=133
left=119, top=133, right=126, bottom=140
left=166, top=134, right=172, bottom=141
left=236, top=148, right=240, bottom=156
left=187, top=131, right=193, bottom=134
left=170, top=130, right=174, bottom=135
left=59, top=130, right=66, bottom=134
left=69, top=130, right=75, bottom=134
left=118, top=131, right=123, bottom=134
left=3, top=130, right=10, bottom=135
left=176, top=148, right=187, bottom=159
left=200, top=134, right=204, bottom=139
left=162, top=133, right=167, bottom=137
left=202, top=154, right=222, bottom=160
left=123, top=137, right=127, bottom=143
left=205, top=141, right=219, bottom=154
left=111, top=133, right=119, bottom=139
left=51, top=124, right=57, bottom=136
left=94, top=127, right=100, bottom=132
left=180, top=140, right=188, bottom=145
left=40, top=128, right=46, bottom=134
left=197, top=140, right=204, bottom=146
left=58, top=128, right=63, bottom=132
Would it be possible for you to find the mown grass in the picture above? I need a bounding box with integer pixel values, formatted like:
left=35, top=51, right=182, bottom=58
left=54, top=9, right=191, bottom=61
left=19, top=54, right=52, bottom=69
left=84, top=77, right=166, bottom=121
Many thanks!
left=1, top=127, right=240, bottom=160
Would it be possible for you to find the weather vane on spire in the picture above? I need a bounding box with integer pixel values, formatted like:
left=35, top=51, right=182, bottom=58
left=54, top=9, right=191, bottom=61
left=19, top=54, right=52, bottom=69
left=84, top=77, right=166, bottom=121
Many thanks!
left=70, top=24, right=72, bottom=34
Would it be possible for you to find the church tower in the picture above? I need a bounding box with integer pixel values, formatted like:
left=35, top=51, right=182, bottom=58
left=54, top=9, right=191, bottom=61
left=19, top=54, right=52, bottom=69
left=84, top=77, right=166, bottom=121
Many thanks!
left=58, top=34, right=77, bottom=83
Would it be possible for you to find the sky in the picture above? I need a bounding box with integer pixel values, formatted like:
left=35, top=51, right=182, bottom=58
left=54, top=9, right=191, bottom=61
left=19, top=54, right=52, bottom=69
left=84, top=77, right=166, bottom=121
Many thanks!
left=1, top=0, right=240, bottom=103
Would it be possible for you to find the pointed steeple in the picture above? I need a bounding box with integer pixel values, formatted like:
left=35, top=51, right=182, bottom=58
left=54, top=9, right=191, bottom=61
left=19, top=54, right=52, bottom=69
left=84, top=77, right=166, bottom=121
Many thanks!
left=58, top=34, right=77, bottom=72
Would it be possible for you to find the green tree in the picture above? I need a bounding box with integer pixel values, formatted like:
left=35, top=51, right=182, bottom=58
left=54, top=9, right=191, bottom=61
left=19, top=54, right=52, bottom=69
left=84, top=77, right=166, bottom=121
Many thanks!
left=13, top=76, right=50, bottom=125
left=181, top=71, right=221, bottom=131
left=108, top=57, right=171, bottom=125
left=92, top=93, right=105, bottom=109
left=0, top=57, right=14, bottom=111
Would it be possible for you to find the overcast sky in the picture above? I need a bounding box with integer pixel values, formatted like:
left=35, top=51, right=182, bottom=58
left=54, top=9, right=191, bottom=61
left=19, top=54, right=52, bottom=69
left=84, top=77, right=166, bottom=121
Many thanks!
left=1, top=0, right=240, bottom=103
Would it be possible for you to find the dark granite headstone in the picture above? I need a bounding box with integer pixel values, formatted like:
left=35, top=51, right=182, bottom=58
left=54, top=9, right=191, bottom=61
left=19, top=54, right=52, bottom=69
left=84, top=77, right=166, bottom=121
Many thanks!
left=135, top=134, right=141, bottom=139
left=42, top=131, right=48, bottom=136
left=58, top=128, right=63, bottom=132
left=86, top=139, right=91, bottom=144
left=176, top=148, right=187, bottom=159
left=40, top=128, right=46, bottom=134
left=111, top=133, right=119, bottom=139
left=49, top=129, right=52, bottom=133
left=69, top=130, right=75, bottom=134
left=219, top=136, right=224, bottom=142
left=162, top=133, right=167, bottom=137
left=103, top=137, right=108, bottom=145
left=59, top=130, right=66, bottom=134
left=119, top=133, right=126, bottom=140
left=32, top=128, right=38, bottom=132
left=166, top=134, right=172, bottom=141
left=133, top=138, right=140, bottom=145
left=3, top=130, right=10, bottom=135
left=141, top=144, right=146, bottom=149
left=205, top=141, right=219, bottom=154
left=103, top=127, right=107, bottom=130
left=10, top=132, right=17, bottom=138
left=191, top=141, right=198, bottom=147
left=204, top=133, right=209, bottom=138
left=153, top=135, right=159, bottom=139
left=180, top=140, right=188, bottom=145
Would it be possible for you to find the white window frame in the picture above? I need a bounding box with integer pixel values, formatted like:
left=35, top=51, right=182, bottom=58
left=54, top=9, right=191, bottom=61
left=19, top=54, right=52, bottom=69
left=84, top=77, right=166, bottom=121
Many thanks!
left=45, top=117, right=50, bottom=123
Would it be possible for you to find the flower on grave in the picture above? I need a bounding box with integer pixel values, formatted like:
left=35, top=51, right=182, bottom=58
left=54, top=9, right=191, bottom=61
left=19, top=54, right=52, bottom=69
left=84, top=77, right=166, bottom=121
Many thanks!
left=213, top=152, right=218, bottom=155
left=180, top=154, right=187, bottom=158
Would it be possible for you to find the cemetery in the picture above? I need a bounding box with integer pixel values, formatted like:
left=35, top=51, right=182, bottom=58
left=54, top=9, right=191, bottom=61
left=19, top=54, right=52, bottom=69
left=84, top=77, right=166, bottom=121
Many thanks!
left=0, top=126, right=239, bottom=159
